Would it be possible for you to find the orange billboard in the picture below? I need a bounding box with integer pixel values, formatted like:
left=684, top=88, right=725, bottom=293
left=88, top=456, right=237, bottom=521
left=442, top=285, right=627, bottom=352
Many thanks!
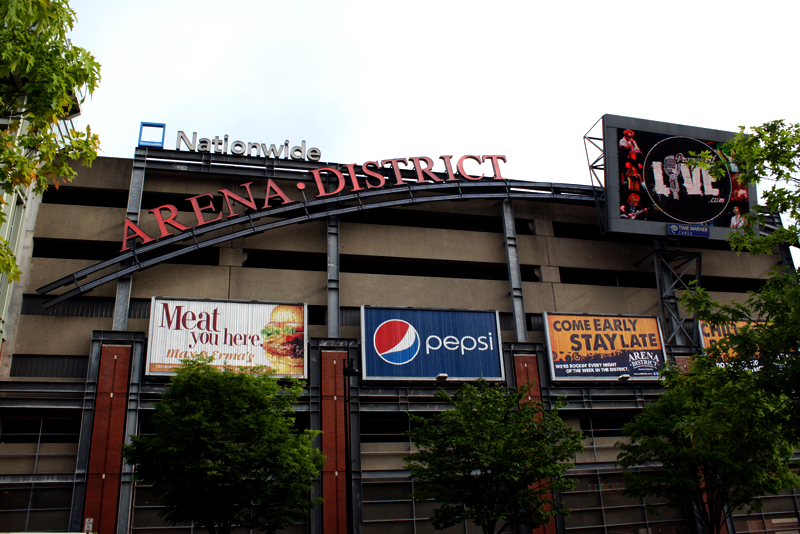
left=544, top=313, right=665, bottom=380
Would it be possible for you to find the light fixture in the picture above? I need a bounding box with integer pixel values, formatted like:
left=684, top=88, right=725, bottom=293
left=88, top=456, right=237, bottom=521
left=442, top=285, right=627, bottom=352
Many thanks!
left=435, top=373, right=448, bottom=385
left=618, top=374, right=630, bottom=382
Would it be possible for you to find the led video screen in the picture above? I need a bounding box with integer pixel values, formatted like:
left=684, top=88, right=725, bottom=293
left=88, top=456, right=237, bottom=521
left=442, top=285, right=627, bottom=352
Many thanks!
left=604, top=115, right=756, bottom=240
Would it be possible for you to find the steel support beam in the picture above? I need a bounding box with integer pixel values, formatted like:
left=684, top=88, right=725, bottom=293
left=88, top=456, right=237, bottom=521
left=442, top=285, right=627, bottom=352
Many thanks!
left=112, top=154, right=146, bottom=331
left=501, top=199, right=528, bottom=342
left=327, top=215, right=340, bottom=338
left=38, top=178, right=599, bottom=307
left=652, top=240, right=701, bottom=353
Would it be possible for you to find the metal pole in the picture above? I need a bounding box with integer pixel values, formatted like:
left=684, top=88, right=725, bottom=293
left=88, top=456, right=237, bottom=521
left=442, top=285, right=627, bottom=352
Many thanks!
left=113, top=150, right=146, bottom=331
left=501, top=199, right=528, bottom=342
left=327, top=215, right=340, bottom=338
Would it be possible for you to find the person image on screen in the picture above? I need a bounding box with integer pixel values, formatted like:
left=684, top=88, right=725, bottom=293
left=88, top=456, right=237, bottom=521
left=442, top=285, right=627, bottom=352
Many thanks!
left=730, top=206, right=746, bottom=228
left=621, top=193, right=648, bottom=219
left=620, top=129, right=642, bottom=160
left=625, top=165, right=642, bottom=191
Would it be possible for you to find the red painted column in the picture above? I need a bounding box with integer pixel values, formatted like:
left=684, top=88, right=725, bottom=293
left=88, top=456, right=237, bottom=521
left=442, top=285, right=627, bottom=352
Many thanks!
left=514, top=354, right=558, bottom=534
left=319, top=350, right=349, bottom=534
left=83, top=344, right=132, bottom=534
left=514, top=354, right=542, bottom=401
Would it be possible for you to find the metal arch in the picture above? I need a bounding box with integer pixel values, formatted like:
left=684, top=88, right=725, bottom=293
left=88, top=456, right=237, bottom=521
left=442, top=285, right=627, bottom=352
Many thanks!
left=37, top=179, right=600, bottom=308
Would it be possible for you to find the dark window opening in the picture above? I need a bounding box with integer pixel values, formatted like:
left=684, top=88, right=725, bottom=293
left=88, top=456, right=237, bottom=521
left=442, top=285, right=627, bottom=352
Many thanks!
left=559, top=267, right=766, bottom=293
left=42, top=187, right=129, bottom=208
left=10, top=355, right=88, bottom=379
left=0, top=414, right=81, bottom=443
left=33, top=238, right=220, bottom=266
left=360, top=412, right=411, bottom=443
left=341, top=255, right=539, bottom=282
left=560, top=268, right=657, bottom=289
left=22, top=295, right=150, bottom=319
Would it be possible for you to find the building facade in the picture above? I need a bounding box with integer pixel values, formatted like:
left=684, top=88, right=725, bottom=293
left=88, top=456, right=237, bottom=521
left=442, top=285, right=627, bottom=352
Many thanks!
left=0, top=130, right=797, bottom=534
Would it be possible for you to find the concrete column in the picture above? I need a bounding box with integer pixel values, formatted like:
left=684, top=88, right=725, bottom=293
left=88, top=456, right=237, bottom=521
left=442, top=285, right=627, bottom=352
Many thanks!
left=327, top=216, right=340, bottom=338
left=502, top=199, right=528, bottom=342
left=113, top=151, right=146, bottom=331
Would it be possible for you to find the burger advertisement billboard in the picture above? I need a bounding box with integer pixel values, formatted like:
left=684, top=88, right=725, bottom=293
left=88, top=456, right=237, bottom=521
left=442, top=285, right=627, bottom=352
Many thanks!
left=361, top=306, right=504, bottom=381
left=544, top=312, right=665, bottom=381
left=604, top=115, right=756, bottom=240
left=146, top=297, right=306, bottom=377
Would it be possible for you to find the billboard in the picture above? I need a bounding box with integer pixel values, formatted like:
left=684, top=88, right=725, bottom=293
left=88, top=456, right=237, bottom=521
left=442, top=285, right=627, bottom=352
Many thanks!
left=544, top=312, right=665, bottom=381
left=361, top=306, right=504, bottom=381
left=699, top=320, right=752, bottom=350
left=146, top=297, right=307, bottom=377
left=603, top=115, right=756, bottom=240
left=699, top=319, right=762, bottom=370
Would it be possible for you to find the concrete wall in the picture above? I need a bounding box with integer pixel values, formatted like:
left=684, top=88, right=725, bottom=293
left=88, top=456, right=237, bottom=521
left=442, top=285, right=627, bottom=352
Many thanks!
left=7, top=155, right=781, bottom=378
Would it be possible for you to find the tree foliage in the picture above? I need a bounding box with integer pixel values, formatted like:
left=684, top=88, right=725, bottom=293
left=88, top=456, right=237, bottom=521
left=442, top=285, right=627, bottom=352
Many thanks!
left=122, top=358, right=325, bottom=534
left=684, top=119, right=800, bottom=438
left=703, top=120, right=800, bottom=255
left=404, top=380, right=584, bottom=534
left=617, top=359, right=800, bottom=534
left=0, top=0, right=100, bottom=279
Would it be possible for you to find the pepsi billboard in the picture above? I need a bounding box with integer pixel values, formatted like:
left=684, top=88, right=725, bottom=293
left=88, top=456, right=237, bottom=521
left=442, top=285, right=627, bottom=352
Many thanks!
left=361, top=306, right=504, bottom=381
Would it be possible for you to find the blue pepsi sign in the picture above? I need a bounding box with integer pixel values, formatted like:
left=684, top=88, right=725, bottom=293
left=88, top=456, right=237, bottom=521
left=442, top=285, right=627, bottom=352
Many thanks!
left=361, top=307, right=504, bottom=380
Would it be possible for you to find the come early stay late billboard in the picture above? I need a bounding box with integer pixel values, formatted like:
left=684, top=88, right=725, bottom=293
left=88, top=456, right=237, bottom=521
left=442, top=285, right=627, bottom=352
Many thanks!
left=544, top=312, right=665, bottom=381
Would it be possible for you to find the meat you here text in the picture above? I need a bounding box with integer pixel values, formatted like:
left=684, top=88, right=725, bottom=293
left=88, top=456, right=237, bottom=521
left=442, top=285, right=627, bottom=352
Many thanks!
left=121, top=154, right=506, bottom=251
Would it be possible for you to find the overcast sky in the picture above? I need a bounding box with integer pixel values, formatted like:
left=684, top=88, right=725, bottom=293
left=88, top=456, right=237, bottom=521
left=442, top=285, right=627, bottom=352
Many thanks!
left=68, top=0, right=799, bottom=188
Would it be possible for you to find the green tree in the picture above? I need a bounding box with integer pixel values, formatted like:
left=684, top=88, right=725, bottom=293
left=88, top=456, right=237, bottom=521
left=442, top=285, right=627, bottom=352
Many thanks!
left=0, top=0, right=100, bottom=279
left=616, top=358, right=800, bottom=534
left=122, top=358, right=325, bottom=534
left=404, top=380, right=584, bottom=534
left=684, top=119, right=800, bottom=438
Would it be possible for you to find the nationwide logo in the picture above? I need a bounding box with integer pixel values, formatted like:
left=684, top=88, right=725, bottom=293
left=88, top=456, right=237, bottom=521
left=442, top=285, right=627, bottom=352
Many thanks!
left=374, top=319, right=420, bottom=365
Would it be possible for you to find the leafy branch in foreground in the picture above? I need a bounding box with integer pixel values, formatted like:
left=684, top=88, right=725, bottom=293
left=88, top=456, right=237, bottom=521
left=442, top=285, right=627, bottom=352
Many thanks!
left=405, top=380, right=583, bottom=534
left=0, top=0, right=101, bottom=280
left=617, top=358, right=799, bottom=534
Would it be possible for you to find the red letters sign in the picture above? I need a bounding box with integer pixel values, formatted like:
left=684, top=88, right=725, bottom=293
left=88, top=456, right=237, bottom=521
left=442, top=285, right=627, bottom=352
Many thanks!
left=121, top=154, right=506, bottom=251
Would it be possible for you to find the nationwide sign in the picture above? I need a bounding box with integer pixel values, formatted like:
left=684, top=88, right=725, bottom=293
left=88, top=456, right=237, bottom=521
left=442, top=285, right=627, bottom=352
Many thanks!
left=544, top=312, right=665, bottom=381
left=121, top=153, right=507, bottom=252
left=146, top=297, right=307, bottom=377
left=361, top=306, right=504, bottom=381
left=136, top=122, right=323, bottom=161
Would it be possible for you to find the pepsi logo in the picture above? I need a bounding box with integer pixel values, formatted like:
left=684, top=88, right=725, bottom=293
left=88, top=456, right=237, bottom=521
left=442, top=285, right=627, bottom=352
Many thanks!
left=373, top=319, right=420, bottom=365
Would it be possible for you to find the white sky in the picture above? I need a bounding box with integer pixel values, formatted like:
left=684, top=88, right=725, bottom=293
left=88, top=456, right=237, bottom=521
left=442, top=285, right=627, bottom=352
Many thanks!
left=67, top=0, right=800, bottom=188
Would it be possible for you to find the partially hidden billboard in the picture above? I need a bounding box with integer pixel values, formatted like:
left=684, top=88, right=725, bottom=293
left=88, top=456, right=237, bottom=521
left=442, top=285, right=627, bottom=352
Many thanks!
left=603, top=115, right=756, bottom=241
left=699, top=319, right=762, bottom=369
left=544, top=312, right=665, bottom=381
left=361, top=306, right=504, bottom=381
left=146, top=297, right=307, bottom=377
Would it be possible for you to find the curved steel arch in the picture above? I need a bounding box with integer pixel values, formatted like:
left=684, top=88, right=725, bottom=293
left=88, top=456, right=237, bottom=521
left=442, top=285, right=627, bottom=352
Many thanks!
left=37, top=179, right=599, bottom=308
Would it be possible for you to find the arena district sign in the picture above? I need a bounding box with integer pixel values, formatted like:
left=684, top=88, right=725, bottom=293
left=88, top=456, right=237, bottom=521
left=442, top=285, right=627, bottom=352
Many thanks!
left=121, top=153, right=507, bottom=251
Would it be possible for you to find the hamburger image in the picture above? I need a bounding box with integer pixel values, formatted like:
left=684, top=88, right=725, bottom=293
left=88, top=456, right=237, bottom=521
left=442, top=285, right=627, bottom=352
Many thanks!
left=261, top=305, right=305, bottom=375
